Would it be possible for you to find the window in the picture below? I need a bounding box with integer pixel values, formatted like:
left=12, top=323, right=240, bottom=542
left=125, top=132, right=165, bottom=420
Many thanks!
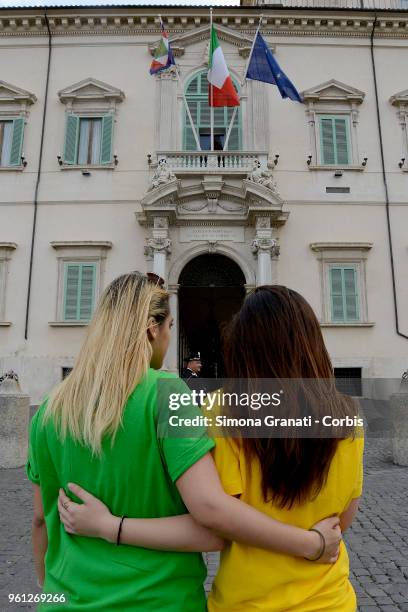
left=63, top=114, right=113, bottom=166
left=63, top=262, right=96, bottom=322
left=329, top=265, right=359, bottom=322
left=302, top=80, right=365, bottom=169
left=183, top=70, right=241, bottom=151
left=319, top=115, right=351, bottom=166
left=390, top=89, right=408, bottom=171
left=50, top=241, right=112, bottom=326
left=334, top=367, right=362, bottom=397
left=310, top=242, right=373, bottom=326
left=0, top=117, right=24, bottom=167
left=0, top=81, right=35, bottom=170
left=62, top=367, right=73, bottom=380
left=58, top=78, right=124, bottom=168
left=0, top=243, right=17, bottom=324
left=78, top=118, right=102, bottom=165
left=0, top=260, right=5, bottom=319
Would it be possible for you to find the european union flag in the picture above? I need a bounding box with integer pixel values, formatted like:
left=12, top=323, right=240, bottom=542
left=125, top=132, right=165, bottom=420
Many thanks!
left=246, top=32, right=302, bottom=103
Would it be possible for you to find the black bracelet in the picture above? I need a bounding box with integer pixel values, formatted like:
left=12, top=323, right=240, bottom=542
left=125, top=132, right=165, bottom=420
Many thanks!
left=305, top=528, right=326, bottom=561
left=116, top=516, right=126, bottom=546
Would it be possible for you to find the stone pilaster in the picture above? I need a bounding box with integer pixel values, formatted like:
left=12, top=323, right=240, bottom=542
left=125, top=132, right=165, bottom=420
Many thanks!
left=251, top=217, right=280, bottom=286
left=145, top=217, right=172, bottom=281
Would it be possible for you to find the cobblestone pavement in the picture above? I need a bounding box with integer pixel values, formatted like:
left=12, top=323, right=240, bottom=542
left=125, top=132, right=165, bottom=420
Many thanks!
left=1, top=437, right=407, bottom=611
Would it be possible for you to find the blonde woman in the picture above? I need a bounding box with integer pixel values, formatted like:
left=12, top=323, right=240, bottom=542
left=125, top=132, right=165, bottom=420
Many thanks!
left=28, top=272, right=341, bottom=611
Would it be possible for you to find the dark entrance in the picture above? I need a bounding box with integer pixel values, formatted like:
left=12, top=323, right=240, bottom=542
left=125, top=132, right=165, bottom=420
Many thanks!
left=178, top=254, right=246, bottom=379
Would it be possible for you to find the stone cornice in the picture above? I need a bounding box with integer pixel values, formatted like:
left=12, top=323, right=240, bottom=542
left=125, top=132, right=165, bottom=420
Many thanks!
left=58, top=78, right=125, bottom=104
left=390, top=89, right=408, bottom=106
left=1, top=11, right=408, bottom=39
left=50, top=241, right=112, bottom=249
left=0, top=242, right=17, bottom=251
left=0, top=81, right=36, bottom=105
left=310, top=241, right=373, bottom=252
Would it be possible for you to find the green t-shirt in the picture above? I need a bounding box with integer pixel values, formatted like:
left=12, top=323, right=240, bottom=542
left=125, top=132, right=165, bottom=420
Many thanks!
left=26, top=369, right=215, bottom=611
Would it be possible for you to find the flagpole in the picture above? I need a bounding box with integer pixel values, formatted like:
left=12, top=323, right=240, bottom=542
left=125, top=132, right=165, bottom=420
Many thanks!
left=210, top=8, right=214, bottom=152
left=159, top=15, right=201, bottom=151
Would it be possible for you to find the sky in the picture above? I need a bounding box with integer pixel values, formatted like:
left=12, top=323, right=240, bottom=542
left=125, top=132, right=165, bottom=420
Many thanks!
left=0, top=0, right=240, bottom=7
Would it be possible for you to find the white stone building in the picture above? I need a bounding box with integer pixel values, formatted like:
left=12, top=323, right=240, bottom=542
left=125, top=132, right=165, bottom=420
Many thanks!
left=0, top=0, right=407, bottom=403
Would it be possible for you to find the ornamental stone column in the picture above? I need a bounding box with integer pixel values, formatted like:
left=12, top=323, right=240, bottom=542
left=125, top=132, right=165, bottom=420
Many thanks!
left=164, top=284, right=179, bottom=374
left=251, top=217, right=280, bottom=286
left=155, top=68, right=178, bottom=150
left=145, top=217, right=172, bottom=282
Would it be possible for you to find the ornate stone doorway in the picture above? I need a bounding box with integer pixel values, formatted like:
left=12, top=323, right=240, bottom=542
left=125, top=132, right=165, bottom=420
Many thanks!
left=178, top=254, right=246, bottom=378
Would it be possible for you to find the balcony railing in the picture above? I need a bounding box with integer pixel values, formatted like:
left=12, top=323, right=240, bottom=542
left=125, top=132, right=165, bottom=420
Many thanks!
left=156, top=151, right=269, bottom=173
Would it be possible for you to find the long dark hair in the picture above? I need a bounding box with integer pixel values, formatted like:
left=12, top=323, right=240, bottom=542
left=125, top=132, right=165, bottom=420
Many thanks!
left=223, top=285, right=357, bottom=509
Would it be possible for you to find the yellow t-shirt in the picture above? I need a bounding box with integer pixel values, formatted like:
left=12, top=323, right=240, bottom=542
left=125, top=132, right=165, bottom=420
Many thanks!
left=208, top=434, right=364, bottom=612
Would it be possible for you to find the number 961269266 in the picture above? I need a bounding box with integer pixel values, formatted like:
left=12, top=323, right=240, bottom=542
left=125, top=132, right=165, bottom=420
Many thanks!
left=8, top=593, right=67, bottom=604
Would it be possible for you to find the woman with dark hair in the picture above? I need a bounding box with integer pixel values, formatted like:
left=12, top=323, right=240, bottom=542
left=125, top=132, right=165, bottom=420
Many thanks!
left=207, top=285, right=363, bottom=611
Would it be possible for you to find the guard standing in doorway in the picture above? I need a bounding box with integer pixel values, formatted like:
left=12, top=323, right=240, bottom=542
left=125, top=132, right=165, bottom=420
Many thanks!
left=181, top=352, right=202, bottom=382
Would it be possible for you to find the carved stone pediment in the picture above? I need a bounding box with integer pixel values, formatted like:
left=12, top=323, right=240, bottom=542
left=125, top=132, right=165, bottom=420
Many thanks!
left=137, top=174, right=288, bottom=228
left=148, top=24, right=260, bottom=59
left=0, top=81, right=37, bottom=106
left=301, top=79, right=365, bottom=104
left=58, top=77, right=125, bottom=104
left=390, top=89, right=408, bottom=108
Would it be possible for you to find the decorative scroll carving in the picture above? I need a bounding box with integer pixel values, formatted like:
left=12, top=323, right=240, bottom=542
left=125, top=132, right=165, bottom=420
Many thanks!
left=144, top=237, right=172, bottom=258
left=251, top=238, right=280, bottom=258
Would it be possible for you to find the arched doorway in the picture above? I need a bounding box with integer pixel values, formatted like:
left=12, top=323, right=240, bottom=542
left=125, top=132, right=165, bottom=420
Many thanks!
left=178, top=254, right=246, bottom=379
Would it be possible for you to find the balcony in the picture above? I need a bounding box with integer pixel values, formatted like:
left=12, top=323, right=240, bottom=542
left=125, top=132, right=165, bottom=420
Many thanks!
left=155, top=151, right=268, bottom=175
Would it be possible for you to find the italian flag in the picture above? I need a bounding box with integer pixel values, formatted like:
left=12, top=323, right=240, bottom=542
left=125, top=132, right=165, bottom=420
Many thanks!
left=207, top=26, right=240, bottom=107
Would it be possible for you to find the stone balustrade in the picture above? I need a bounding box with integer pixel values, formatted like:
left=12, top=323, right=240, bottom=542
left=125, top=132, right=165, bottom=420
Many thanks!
left=156, top=151, right=269, bottom=174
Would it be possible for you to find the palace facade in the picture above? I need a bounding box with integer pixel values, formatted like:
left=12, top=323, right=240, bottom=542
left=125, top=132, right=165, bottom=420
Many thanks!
left=0, top=0, right=407, bottom=403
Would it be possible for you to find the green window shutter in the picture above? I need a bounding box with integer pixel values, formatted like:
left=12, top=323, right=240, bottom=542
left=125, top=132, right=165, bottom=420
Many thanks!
left=334, top=118, right=349, bottom=165
left=63, top=263, right=96, bottom=321
left=343, top=267, right=359, bottom=321
left=320, top=117, right=335, bottom=165
left=330, top=266, right=359, bottom=322
left=9, top=117, right=25, bottom=166
left=63, top=114, right=80, bottom=165
left=100, top=114, right=114, bottom=165
left=320, top=116, right=350, bottom=165
left=64, top=264, right=80, bottom=320
left=330, top=268, right=344, bottom=321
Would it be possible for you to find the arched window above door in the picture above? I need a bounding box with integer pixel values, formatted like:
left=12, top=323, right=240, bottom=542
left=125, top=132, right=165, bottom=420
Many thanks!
left=183, top=70, right=242, bottom=151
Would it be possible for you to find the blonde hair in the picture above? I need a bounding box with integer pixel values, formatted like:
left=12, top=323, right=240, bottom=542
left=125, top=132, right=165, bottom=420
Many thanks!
left=43, top=271, right=169, bottom=456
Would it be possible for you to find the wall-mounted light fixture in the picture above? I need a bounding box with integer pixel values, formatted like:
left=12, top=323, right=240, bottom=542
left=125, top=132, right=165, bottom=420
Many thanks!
left=334, top=169, right=343, bottom=177
left=307, top=154, right=312, bottom=166
left=399, top=157, right=406, bottom=169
